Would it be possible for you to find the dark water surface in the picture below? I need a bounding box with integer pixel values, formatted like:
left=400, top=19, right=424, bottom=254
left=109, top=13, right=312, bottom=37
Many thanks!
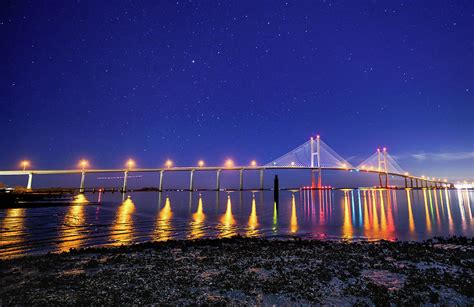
left=1, top=189, right=473, bottom=258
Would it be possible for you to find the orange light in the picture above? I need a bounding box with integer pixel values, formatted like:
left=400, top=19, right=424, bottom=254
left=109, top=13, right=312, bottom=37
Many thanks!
left=79, top=159, right=89, bottom=170
left=404, top=172, right=409, bottom=176
left=126, top=159, right=136, bottom=169
left=225, top=159, right=234, bottom=168
left=250, top=160, right=257, bottom=167
left=165, top=159, right=173, bottom=168
left=198, top=160, right=204, bottom=167
left=20, top=160, right=30, bottom=171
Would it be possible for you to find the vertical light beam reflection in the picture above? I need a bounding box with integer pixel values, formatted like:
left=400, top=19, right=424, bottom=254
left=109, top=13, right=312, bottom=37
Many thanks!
left=155, top=197, right=173, bottom=241
left=422, top=189, right=432, bottom=233
left=246, top=195, right=259, bottom=237
left=111, top=196, right=135, bottom=245
left=218, top=195, right=236, bottom=238
left=290, top=194, right=298, bottom=234
left=273, top=201, right=278, bottom=233
left=58, top=194, right=88, bottom=252
left=189, top=195, right=206, bottom=239
left=406, top=189, right=415, bottom=236
left=342, top=190, right=353, bottom=238
left=445, top=188, right=454, bottom=233
left=357, top=190, right=363, bottom=226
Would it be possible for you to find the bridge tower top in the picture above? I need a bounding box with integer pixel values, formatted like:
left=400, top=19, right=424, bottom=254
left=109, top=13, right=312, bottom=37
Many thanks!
left=266, top=135, right=352, bottom=168
left=358, top=148, right=404, bottom=175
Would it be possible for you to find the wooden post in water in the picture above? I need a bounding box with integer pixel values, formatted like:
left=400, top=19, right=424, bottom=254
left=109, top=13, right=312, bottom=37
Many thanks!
left=273, top=175, right=279, bottom=206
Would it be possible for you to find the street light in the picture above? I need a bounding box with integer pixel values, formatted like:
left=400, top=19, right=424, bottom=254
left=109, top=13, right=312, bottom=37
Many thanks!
left=126, top=159, right=136, bottom=170
left=250, top=160, right=257, bottom=167
left=79, top=159, right=89, bottom=171
left=165, top=159, right=173, bottom=168
left=225, top=159, right=234, bottom=168
left=198, top=160, right=204, bottom=167
left=20, top=160, right=30, bottom=171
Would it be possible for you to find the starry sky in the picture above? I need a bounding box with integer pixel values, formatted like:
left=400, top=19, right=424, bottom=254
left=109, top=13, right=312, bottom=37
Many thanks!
left=1, top=0, right=473, bottom=180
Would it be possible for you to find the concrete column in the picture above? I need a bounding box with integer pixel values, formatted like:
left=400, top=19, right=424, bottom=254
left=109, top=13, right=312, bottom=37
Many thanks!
left=80, top=171, right=86, bottom=193
left=122, top=171, right=128, bottom=193
left=410, top=178, right=413, bottom=188
left=159, top=170, right=164, bottom=191
left=404, top=176, right=408, bottom=189
left=27, top=173, right=33, bottom=190
left=189, top=169, right=195, bottom=191
left=260, top=169, right=264, bottom=190
left=216, top=169, right=221, bottom=191
left=239, top=169, right=244, bottom=190
left=318, top=168, right=322, bottom=188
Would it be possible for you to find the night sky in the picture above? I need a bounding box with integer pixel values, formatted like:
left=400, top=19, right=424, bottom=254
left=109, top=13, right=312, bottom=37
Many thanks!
left=1, top=1, right=473, bottom=180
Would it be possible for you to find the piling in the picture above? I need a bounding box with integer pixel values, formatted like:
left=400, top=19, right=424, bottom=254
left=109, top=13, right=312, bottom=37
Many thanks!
left=274, top=175, right=279, bottom=206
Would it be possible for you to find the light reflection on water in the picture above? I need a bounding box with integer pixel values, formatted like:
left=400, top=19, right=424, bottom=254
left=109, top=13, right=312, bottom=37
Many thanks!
left=0, top=188, right=473, bottom=258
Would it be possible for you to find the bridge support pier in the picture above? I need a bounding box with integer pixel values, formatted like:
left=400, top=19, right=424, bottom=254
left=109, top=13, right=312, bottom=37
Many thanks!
left=80, top=171, right=86, bottom=193
left=159, top=170, right=164, bottom=191
left=404, top=176, right=408, bottom=189
left=259, top=169, right=264, bottom=190
left=122, top=171, right=128, bottom=193
left=189, top=169, right=195, bottom=191
left=379, top=173, right=388, bottom=188
left=410, top=177, right=414, bottom=188
left=239, top=169, right=244, bottom=190
left=27, top=173, right=33, bottom=190
left=216, top=169, right=221, bottom=191
left=318, top=168, right=322, bottom=188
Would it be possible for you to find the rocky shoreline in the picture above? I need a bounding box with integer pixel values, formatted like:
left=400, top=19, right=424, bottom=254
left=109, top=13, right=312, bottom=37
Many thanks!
left=0, top=237, right=473, bottom=305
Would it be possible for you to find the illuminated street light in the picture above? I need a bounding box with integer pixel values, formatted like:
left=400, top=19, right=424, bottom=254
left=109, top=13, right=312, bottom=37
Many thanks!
left=250, top=160, right=257, bottom=167
left=225, top=159, right=234, bottom=168
left=198, top=160, right=205, bottom=167
left=404, top=172, right=409, bottom=176
left=290, top=161, right=295, bottom=166
left=165, top=159, right=173, bottom=168
left=79, top=159, right=89, bottom=171
left=20, top=160, right=30, bottom=171
left=126, top=159, right=136, bottom=170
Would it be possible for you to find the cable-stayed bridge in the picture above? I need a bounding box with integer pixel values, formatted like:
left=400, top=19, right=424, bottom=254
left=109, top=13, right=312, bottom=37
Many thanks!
left=0, top=136, right=453, bottom=191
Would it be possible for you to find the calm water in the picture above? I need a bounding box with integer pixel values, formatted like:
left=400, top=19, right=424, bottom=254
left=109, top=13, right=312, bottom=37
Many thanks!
left=0, top=189, right=473, bottom=258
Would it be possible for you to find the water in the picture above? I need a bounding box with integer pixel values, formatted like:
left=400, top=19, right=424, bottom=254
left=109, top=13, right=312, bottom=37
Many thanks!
left=0, top=189, right=473, bottom=258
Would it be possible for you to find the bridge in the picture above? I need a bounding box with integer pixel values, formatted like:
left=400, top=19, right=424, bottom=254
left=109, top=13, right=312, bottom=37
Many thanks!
left=0, top=136, right=453, bottom=192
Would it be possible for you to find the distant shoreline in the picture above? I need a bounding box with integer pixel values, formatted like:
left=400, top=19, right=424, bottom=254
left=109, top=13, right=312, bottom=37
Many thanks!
left=1, top=237, right=472, bottom=305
